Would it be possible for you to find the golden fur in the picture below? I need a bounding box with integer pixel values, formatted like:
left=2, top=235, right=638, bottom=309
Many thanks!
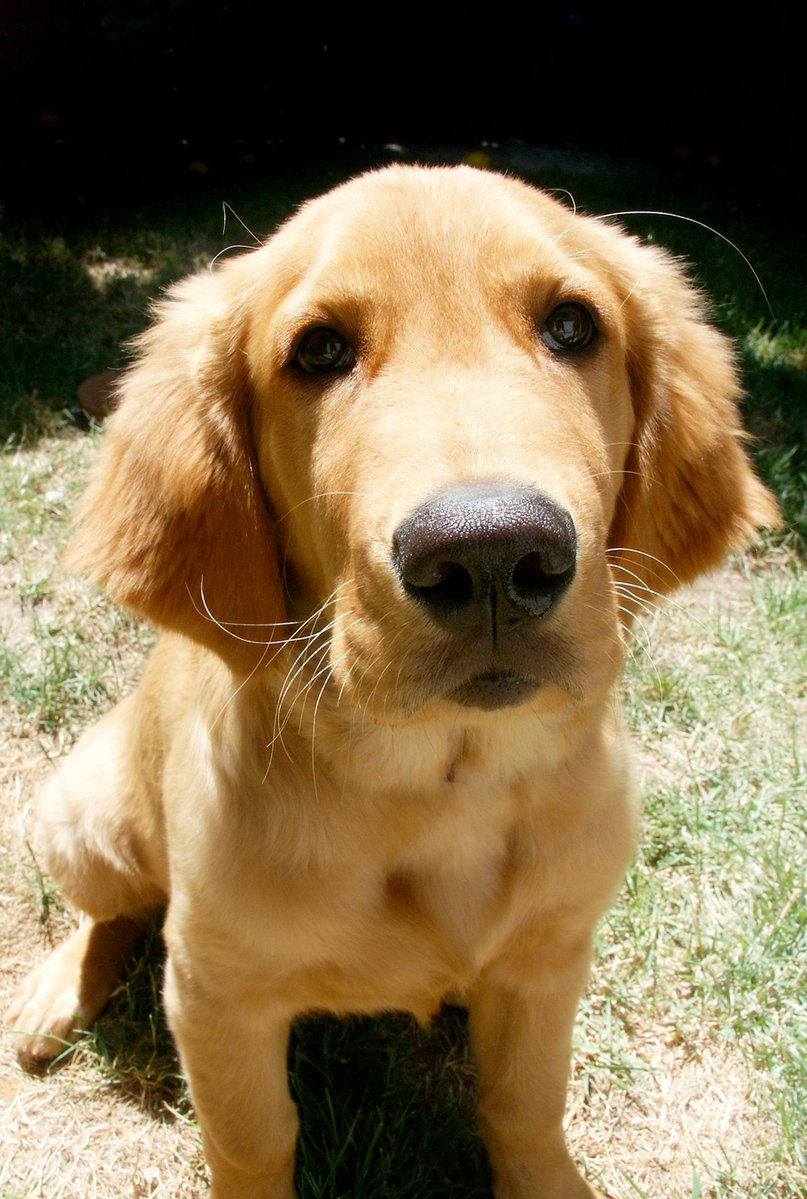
left=7, top=166, right=778, bottom=1199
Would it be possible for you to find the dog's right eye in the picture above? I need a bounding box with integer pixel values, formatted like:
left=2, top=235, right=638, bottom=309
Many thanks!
left=541, top=302, right=597, bottom=352
left=294, top=326, right=355, bottom=375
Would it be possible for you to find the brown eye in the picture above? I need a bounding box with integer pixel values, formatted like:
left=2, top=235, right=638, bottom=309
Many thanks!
left=542, top=302, right=597, bottom=352
left=294, top=326, right=355, bottom=374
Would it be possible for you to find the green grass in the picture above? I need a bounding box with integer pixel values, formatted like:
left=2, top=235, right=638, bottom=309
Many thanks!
left=0, top=433, right=155, bottom=736
left=590, top=560, right=806, bottom=1196
left=291, top=1011, right=490, bottom=1198
left=2, top=152, right=805, bottom=1198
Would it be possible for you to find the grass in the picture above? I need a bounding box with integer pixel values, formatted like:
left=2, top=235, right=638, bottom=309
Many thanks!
left=0, top=433, right=155, bottom=740
left=583, top=557, right=806, bottom=1197
left=1, top=148, right=805, bottom=1198
left=291, top=1010, right=490, bottom=1198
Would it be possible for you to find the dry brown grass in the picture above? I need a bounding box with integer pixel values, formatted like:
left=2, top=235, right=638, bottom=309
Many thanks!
left=566, top=1001, right=781, bottom=1198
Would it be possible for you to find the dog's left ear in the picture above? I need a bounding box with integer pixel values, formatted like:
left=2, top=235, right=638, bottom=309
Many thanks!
left=604, top=233, right=780, bottom=614
left=65, top=258, right=284, bottom=674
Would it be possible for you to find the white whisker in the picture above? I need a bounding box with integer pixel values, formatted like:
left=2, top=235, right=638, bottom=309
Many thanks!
left=220, top=201, right=263, bottom=247
left=618, top=607, right=662, bottom=691
left=272, top=630, right=336, bottom=746
left=607, top=546, right=682, bottom=590
left=190, top=579, right=317, bottom=648
left=268, top=595, right=362, bottom=761
left=275, top=491, right=360, bottom=524
left=593, top=209, right=776, bottom=323
left=208, top=642, right=273, bottom=732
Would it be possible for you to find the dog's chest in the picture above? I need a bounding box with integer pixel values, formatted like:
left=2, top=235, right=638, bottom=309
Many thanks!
left=280, top=787, right=520, bottom=1017
left=371, top=762, right=525, bottom=981
left=200, top=715, right=554, bottom=1014
left=397, top=813, right=507, bottom=923
left=327, top=721, right=540, bottom=969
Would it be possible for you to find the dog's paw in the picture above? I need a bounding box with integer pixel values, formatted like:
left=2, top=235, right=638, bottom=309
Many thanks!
left=7, top=915, right=149, bottom=1071
left=6, top=931, right=97, bottom=1071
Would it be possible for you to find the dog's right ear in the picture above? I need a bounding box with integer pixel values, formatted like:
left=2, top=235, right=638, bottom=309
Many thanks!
left=599, top=229, right=780, bottom=616
left=65, top=258, right=285, bottom=674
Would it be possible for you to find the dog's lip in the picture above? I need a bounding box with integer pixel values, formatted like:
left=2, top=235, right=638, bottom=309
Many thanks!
left=447, top=668, right=539, bottom=712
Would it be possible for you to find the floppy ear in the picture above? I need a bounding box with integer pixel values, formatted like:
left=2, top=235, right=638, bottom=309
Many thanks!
left=605, top=237, right=780, bottom=615
left=65, top=260, right=284, bottom=674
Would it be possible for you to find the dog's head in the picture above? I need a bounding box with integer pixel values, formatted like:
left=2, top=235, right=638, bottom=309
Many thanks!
left=67, top=166, right=778, bottom=720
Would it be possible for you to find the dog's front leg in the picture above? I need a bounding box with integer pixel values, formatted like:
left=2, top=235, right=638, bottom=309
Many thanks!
left=468, top=933, right=601, bottom=1199
left=164, top=953, right=299, bottom=1199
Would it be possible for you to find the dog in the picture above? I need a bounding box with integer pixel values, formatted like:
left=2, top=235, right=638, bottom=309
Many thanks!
left=7, top=165, right=778, bottom=1198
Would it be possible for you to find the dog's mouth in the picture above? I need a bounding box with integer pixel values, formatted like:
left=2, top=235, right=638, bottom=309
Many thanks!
left=447, top=668, right=539, bottom=711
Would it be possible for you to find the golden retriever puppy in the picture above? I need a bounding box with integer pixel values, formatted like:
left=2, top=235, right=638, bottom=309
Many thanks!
left=7, top=166, right=778, bottom=1198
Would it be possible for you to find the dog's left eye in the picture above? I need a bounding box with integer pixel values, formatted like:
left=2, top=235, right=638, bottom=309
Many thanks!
left=542, top=302, right=597, bottom=352
left=294, top=326, right=355, bottom=375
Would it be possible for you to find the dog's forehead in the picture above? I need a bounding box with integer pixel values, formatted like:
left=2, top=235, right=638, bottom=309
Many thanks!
left=277, top=166, right=585, bottom=288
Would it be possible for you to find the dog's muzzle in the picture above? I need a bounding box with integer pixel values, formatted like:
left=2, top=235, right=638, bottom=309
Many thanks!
left=391, top=483, right=577, bottom=711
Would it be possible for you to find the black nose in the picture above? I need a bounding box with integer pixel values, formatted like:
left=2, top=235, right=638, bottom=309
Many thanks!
left=392, top=484, right=576, bottom=634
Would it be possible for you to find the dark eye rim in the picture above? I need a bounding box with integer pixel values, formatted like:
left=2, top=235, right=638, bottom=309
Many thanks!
left=541, top=300, right=599, bottom=353
left=292, top=324, right=356, bottom=375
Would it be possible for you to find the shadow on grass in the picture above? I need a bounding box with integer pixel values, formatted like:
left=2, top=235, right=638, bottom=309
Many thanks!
left=741, top=356, right=807, bottom=544
left=84, top=924, right=492, bottom=1199
left=0, top=155, right=368, bottom=445
left=292, top=1010, right=491, bottom=1199
left=0, top=240, right=158, bottom=444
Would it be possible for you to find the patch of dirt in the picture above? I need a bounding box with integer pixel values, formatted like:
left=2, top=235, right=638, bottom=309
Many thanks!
left=0, top=1073, right=206, bottom=1197
left=567, top=1031, right=778, bottom=1198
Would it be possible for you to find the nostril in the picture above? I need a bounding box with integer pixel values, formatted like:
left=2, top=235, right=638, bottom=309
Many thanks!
left=512, top=551, right=549, bottom=594
left=512, top=545, right=575, bottom=593
left=403, top=559, right=475, bottom=609
left=508, top=549, right=575, bottom=617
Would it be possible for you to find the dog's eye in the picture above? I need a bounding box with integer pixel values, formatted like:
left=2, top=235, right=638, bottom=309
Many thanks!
left=294, top=326, right=355, bottom=375
left=542, top=302, right=597, bottom=352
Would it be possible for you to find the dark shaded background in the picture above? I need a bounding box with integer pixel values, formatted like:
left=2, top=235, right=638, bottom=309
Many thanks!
left=1, top=1, right=804, bottom=222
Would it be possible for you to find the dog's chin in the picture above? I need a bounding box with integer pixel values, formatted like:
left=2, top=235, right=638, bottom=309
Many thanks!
left=447, top=669, right=539, bottom=712
left=333, top=629, right=582, bottom=724
left=345, top=669, right=540, bottom=725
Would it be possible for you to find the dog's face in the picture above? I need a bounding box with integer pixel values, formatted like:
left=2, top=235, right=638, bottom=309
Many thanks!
left=66, top=167, right=777, bottom=721
left=247, top=170, right=635, bottom=720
